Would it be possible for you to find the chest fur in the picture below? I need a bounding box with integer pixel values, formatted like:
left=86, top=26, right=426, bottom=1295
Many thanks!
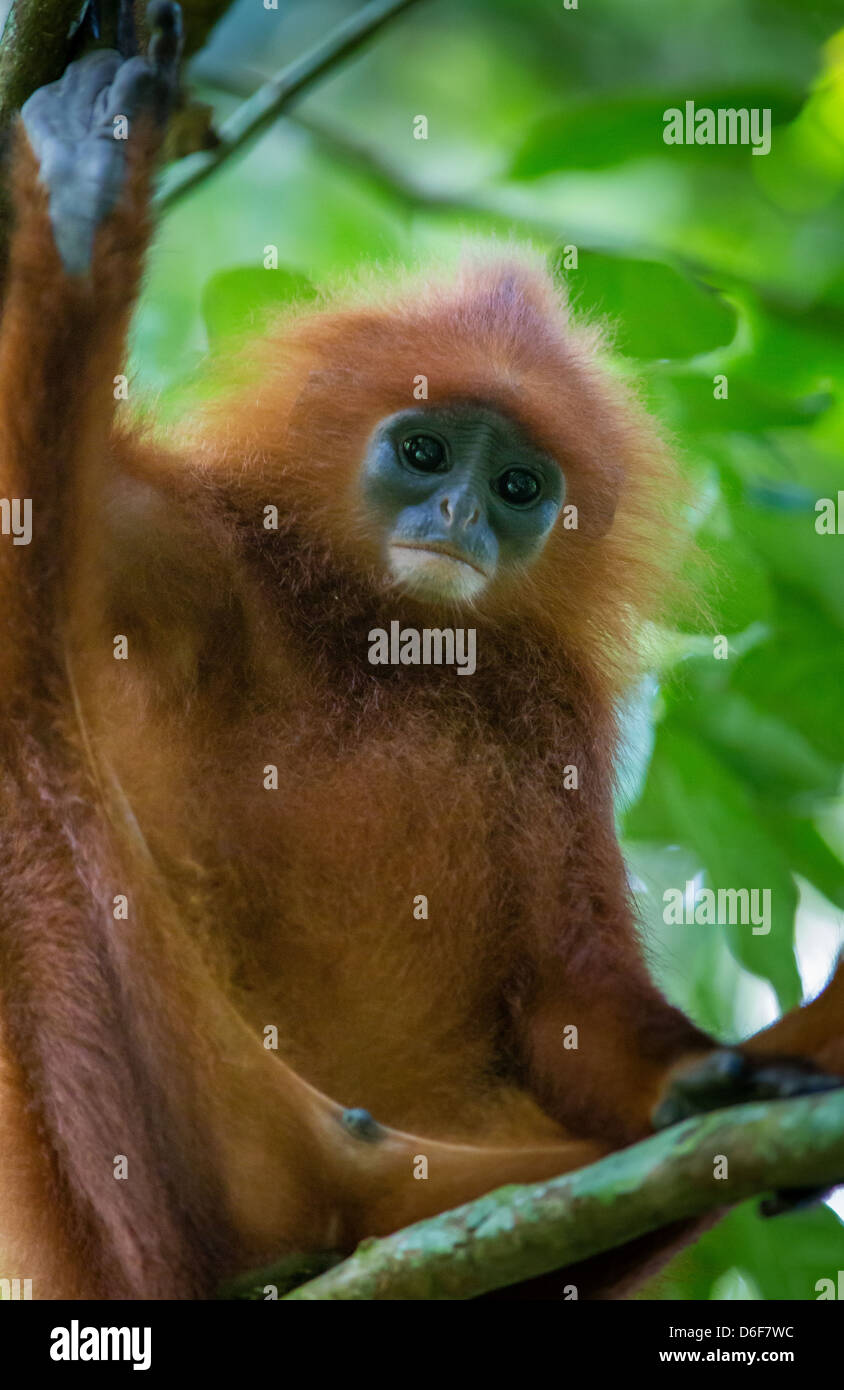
left=89, top=665, right=587, bottom=1120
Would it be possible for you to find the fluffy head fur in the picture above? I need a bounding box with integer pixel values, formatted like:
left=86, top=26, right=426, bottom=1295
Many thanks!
left=191, top=252, right=691, bottom=693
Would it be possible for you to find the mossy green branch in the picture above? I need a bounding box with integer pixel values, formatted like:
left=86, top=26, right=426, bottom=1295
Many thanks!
left=0, top=0, right=83, bottom=129
left=259, top=1090, right=844, bottom=1300
left=0, top=2, right=236, bottom=262
left=0, top=2, right=234, bottom=136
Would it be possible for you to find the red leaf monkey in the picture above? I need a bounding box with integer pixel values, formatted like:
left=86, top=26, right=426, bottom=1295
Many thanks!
left=0, top=4, right=841, bottom=1300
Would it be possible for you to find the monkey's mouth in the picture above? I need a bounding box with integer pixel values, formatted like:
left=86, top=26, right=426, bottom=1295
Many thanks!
left=389, top=541, right=490, bottom=579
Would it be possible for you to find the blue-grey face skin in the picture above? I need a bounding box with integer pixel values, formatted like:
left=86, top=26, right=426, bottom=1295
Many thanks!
left=360, top=404, right=565, bottom=602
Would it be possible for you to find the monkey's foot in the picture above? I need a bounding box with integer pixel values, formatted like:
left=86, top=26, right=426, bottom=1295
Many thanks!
left=21, top=1, right=182, bottom=275
left=653, top=1049, right=842, bottom=1217
left=652, top=1048, right=842, bottom=1130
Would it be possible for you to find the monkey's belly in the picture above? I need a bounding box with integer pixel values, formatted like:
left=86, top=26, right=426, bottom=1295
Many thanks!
left=105, top=704, right=562, bottom=1139
left=233, top=846, right=513, bottom=1136
left=219, top=732, right=538, bottom=1138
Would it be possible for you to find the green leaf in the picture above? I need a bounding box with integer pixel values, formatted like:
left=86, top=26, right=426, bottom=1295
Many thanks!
left=645, top=1200, right=844, bottom=1300
left=730, top=594, right=844, bottom=763
left=743, top=300, right=844, bottom=393
left=651, top=371, right=832, bottom=435
left=512, top=89, right=804, bottom=178
left=623, top=841, right=744, bottom=1038
left=626, top=724, right=802, bottom=1008
left=680, top=691, right=839, bottom=802
left=761, top=814, right=844, bottom=910
left=736, top=506, right=844, bottom=633
left=201, top=266, right=316, bottom=347
left=558, top=250, right=736, bottom=359
left=682, top=523, right=774, bottom=634
left=708, top=1201, right=844, bottom=1301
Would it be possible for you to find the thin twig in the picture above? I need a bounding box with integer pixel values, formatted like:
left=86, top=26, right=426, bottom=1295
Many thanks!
left=156, top=0, right=427, bottom=211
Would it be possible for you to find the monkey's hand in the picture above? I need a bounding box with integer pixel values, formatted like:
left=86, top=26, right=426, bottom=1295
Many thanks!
left=653, top=1048, right=842, bottom=1129
left=20, top=1, right=182, bottom=277
left=652, top=1048, right=843, bottom=1216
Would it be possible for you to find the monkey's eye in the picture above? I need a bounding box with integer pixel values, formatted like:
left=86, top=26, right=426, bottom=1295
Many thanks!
left=400, top=434, right=447, bottom=472
left=493, top=467, right=542, bottom=507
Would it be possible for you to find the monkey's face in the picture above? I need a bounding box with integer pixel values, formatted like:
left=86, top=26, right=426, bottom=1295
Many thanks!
left=359, top=404, right=564, bottom=603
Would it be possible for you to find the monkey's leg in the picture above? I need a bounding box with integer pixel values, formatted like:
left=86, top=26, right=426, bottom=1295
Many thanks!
left=331, top=1116, right=609, bottom=1249
left=0, top=727, right=606, bottom=1299
left=495, top=957, right=844, bottom=1298
left=515, top=930, right=713, bottom=1146
left=648, top=954, right=844, bottom=1220
left=516, top=911, right=842, bottom=1147
left=498, top=944, right=841, bottom=1300
left=508, top=794, right=843, bottom=1148
left=742, top=955, right=844, bottom=1075
left=265, top=1067, right=722, bottom=1302
left=205, top=1022, right=612, bottom=1265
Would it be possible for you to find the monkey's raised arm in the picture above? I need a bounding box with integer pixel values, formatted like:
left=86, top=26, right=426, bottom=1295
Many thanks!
left=0, top=6, right=181, bottom=707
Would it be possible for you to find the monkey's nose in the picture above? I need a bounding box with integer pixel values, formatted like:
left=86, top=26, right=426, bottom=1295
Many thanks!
left=439, top=494, right=481, bottom=528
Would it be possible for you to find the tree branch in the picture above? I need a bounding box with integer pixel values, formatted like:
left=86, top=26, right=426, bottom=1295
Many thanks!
left=227, top=1090, right=844, bottom=1300
left=155, top=0, right=427, bottom=212
left=0, top=0, right=84, bottom=131
left=0, top=1, right=231, bottom=127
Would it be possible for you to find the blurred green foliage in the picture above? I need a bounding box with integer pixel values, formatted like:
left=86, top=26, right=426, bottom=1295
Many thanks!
left=131, top=0, right=844, bottom=1299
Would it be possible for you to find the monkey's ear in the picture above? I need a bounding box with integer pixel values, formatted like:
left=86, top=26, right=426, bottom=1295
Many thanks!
left=567, top=461, right=623, bottom=539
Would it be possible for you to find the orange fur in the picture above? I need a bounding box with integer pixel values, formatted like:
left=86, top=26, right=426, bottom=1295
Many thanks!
left=0, top=124, right=841, bottom=1302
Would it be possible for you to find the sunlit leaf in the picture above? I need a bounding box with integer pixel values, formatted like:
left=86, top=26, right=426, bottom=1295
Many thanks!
left=513, top=89, right=804, bottom=177
left=627, top=724, right=802, bottom=1008
left=201, top=266, right=316, bottom=346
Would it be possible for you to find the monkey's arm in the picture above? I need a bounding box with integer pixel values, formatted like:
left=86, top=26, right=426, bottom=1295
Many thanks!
left=514, top=810, right=842, bottom=1148
left=0, top=11, right=180, bottom=706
